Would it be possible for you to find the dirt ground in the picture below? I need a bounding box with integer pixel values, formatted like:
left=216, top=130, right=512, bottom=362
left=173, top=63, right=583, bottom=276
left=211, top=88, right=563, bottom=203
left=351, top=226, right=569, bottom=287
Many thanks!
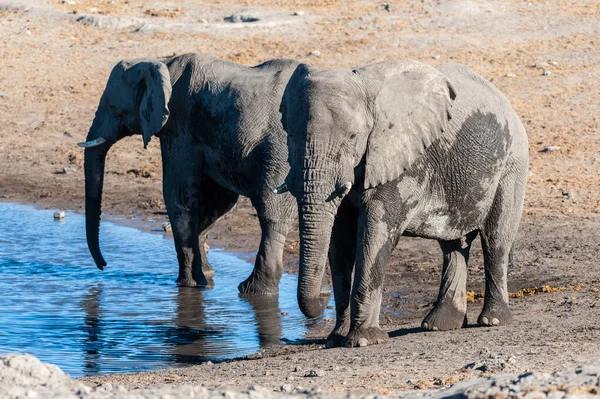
left=0, top=0, right=599, bottom=395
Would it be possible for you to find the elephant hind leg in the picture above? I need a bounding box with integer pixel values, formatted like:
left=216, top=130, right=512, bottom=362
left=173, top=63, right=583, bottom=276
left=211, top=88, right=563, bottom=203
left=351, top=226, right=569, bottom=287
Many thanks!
left=196, top=178, right=239, bottom=280
left=478, top=162, right=526, bottom=327
left=422, top=231, right=477, bottom=331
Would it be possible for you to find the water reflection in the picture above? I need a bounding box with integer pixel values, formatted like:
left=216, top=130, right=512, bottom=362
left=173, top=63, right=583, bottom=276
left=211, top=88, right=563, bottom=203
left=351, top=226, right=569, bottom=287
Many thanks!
left=81, top=284, right=103, bottom=374
left=0, top=203, right=335, bottom=376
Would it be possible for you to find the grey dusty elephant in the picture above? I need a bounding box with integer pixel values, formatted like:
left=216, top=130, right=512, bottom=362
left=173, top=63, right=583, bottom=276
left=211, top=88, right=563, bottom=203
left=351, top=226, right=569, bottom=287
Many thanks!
left=79, top=54, right=319, bottom=295
left=278, top=59, right=528, bottom=347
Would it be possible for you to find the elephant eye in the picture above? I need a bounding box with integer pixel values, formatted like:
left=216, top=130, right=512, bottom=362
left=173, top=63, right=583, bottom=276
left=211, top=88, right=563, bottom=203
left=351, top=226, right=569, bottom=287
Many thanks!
left=349, top=133, right=356, bottom=140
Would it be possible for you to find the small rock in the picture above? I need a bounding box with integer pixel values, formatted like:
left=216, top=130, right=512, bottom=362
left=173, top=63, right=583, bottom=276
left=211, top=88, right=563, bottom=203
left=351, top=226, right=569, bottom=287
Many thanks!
left=533, top=61, right=549, bottom=69
left=62, top=0, right=76, bottom=4
left=292, top=11, right=304, bottom=16
left=540, top=145, right=560, bottom=152
left=53, top=211, right=65, bottom=221
left=294, top=366, right=303, bottom=372
left=89, top=7, right=98, bottom=12
left=162, top=222, right=172, bottom=232
left=309, top=50, right=321, bottom=57
left=281, top=311, right=288, bottom=316
left=264, top=371, right=272, bottom=376
left=304, top=369, right=325, bottom=378
left=504, top=73, right=517, bottom=78
left=199, top=18, right=208, bottom=23
left=549, top=61, right=558, bottom=66
left=224, top=14, right=259, bottom=23
left=542, top=70, right=551, bottom=76
left=205, top=360, right=213, bottom=366
left=383, top=3, right=390, bottom=12
left=281, top=384, right=293, bottom=393
left=432, top=54, right=441, bottom=60
left=24, top=30, right=31, bottom=35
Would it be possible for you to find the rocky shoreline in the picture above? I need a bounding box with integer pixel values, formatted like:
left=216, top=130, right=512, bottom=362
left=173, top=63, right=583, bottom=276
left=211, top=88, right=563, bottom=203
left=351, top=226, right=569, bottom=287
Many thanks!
left=2, top=354, right=599, bottom=398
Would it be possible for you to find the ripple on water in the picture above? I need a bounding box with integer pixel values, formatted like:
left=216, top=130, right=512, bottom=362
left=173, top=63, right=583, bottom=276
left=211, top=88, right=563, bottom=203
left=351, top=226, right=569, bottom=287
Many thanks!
left=0, top=203, right=334, bottom=377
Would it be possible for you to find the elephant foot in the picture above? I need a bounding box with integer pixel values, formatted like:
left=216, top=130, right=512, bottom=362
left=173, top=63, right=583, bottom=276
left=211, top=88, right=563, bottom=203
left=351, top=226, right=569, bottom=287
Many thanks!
left=325, top=323, right=350, bottom=348
left=421, top=300, right=467, bottom=331
left=176, top=275, right=210, bottom=288
left=344, top=327, right=389, bottom=348
left=478, top=300, right=512, bottom=327
left=201, top=263, right=215, bottom=280
left=238, top=274, right=279, bottom=296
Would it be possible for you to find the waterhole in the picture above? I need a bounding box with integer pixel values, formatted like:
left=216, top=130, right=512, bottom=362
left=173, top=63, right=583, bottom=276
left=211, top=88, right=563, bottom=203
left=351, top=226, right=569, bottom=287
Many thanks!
left=0, top=203, right=334, bottom=377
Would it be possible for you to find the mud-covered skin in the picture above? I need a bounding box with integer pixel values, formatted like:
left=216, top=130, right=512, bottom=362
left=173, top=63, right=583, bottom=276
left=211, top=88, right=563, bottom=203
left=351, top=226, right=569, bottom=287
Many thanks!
left=83, top=54, right=301, bottom=294
left=281, top=60, right=528, bottom=347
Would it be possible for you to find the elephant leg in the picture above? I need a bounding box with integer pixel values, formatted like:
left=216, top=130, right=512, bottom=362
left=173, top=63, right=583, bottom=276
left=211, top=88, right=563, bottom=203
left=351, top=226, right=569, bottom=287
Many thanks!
left=326, top=197, right=358, bottom=348
left=478, top=165, right=526, bottom=327
left=165, top=188, right=205, bottom=288
left=238, top=218, right=290, bottom=295
left=344, top=210, right=393, bottom=348
left=196, top=178, right=239, bottom=280
left=422, top=231, right=478, bottom=331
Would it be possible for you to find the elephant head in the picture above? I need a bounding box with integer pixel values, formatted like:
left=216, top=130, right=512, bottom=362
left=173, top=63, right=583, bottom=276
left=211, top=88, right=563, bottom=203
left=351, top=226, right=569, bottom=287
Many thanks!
left=78, top=60, right=172, bottom=269
left=279, top=59, right=456, bottom=317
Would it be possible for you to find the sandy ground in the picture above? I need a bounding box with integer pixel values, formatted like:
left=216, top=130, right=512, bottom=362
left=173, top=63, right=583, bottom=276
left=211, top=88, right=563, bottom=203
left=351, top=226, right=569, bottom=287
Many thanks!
left=0, top=0, right=599, bottom=396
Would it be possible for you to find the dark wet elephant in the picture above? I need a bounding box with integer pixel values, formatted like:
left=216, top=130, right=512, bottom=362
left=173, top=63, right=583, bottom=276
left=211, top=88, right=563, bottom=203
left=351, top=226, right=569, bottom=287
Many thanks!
left=278, top=59, right=528, bottom=347
left=80, top=54, right=328, bottom=296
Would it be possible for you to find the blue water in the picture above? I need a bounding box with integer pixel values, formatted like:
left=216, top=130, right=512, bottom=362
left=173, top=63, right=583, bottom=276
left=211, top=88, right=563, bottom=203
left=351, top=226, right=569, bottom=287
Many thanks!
left=0, top=202, right=334, bottom=377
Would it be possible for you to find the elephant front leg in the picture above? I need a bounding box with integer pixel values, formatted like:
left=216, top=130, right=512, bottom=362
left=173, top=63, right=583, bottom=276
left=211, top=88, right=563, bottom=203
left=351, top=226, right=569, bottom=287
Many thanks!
left=238, top=220, right=289, bottom=295
left=326, top=198, right=358, bottom=348
left=344, top=214, right=393, bottom=348
left=165, top=183, right=207, bottom=287
left=422, top=231, right=477, bottom=331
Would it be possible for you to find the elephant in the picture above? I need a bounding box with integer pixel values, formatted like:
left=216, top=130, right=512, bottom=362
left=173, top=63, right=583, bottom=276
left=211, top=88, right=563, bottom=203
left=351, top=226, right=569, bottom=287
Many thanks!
left=277, top=59, right=529, bottom=347
left=79, top=53, right=316, bottom=295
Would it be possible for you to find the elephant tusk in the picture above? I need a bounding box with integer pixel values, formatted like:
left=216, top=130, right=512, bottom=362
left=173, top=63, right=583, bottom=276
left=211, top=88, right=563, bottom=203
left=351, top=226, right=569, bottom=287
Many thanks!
left=77, top=137, right=107, bottom=148
left=336, top=181, right=353, bottom=198
left=273, top=183, right=289, bottom=194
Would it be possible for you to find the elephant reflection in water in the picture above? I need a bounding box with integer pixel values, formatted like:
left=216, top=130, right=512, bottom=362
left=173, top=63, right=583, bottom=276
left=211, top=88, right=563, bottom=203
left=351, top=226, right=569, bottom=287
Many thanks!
left=80, top=284, right=103, bottom=374
left=80, top=285, right=288, bottom=368
left=173, top=288, right=285, bottom=361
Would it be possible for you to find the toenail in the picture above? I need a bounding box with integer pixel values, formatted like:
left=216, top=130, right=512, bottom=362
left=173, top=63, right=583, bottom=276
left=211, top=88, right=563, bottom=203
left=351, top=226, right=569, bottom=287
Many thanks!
left=492, top=318, right=500, bottom=326
left=422, top=322, right=429, bottom=330
left=481, top=316, right=489, bottom=325
left=432, top=326, right=439, bottom=331
left=358, top=338, right=368, bottom=347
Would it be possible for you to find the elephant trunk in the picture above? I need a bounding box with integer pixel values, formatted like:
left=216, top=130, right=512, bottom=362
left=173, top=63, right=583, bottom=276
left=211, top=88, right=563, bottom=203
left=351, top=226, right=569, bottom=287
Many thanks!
left=296, top=155, right=340, bottom=318
left=84, top=143, right=112, bottom=270
left=297, top=206, right=335, bottom=318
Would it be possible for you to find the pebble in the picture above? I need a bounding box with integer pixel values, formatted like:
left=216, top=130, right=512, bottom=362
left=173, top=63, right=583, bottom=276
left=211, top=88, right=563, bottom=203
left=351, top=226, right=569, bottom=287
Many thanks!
left=432, top=54, right=441, bottom=60
left=294, top=366, right=303, bottom=372
left=542, top=70, right=551, bottom=76
left=162, top=222, right=172, bottom=232
left=53, top=211, right=65, bottom=221
left=280, top=384, right=293, bottom=393
left=504, top=73, right=517, bottom=78
left=224, top=14, right=259, bottom=23
left=304, top=369, right=325, bottom=377
left=292, top=11, right=304, bottom=16
left=281, top=311, right=288, bottom=316
left=533, top=61, right=549, bottom=69
left=540, top=145, right=560, bottom=152
left=309, top=50, right=321, bottom=57
left=61, top=0, right=76, bottom=4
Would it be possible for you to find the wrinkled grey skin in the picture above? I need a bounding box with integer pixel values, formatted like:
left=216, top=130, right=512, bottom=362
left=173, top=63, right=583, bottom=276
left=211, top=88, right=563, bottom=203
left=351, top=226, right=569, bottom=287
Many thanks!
left=280, top=60, right=528, bottom=347
left=82, top=54, right=317, bottom=295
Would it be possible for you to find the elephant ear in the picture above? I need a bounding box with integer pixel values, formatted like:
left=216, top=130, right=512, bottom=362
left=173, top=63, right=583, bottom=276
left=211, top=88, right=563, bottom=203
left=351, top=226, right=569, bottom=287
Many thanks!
left=359, top=60, right=456, bottom=189
left=125, top=61, right=172, bottom=148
